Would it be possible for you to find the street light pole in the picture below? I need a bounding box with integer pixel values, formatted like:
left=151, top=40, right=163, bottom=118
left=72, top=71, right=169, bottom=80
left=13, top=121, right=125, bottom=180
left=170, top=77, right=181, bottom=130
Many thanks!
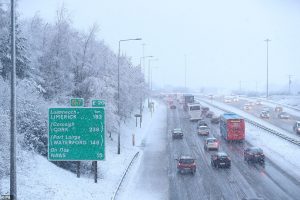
left=184, top=55, right=187, bottom=91
left=140, top=55, right=153, bottom=72
left=265, top=38, right=271, bottom=99
left=288, top=75, right=293, bottom=95
left=147, top=58, right=158, bottom=108
left=10, top=0, right=17, bottom=199
left=117, top=38, right=142, bottom=155
left=142, top=43, right=146, bottom=75
left=150, top=65, right=159, bottom=92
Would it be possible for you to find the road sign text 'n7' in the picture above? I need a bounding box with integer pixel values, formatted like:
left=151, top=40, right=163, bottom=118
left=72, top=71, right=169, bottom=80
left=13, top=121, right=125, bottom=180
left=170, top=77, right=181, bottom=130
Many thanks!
left=48, top=107, right=105, bottom=161
left=92, top=99, right=105, bottom=107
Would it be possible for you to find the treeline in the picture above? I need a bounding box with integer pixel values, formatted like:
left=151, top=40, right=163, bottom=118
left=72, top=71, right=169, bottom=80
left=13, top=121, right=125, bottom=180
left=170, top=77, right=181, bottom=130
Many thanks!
left=0, top=5, right=146, bottom=170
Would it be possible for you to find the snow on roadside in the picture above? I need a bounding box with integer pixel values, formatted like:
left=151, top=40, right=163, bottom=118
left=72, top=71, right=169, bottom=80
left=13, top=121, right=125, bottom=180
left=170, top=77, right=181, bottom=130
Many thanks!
left=116, top=100, right=168, bottom=200
left=267, top=95, right=300, bottom=110
left=199, top=99, right=300, bottom=181
left=0, top=101, right=158, bottom=200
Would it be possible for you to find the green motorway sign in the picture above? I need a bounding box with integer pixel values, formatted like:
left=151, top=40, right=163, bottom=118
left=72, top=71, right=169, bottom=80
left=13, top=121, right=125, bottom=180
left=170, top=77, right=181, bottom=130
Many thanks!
left=70, top=98, right=84, bottom=107
left=92, top=99, right=105, bottom=107
left=48, top=107, right=105, bottom=161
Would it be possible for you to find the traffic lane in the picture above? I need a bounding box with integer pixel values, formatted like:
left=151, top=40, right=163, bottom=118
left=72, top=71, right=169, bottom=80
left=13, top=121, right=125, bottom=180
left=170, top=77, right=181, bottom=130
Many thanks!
left=207, top=118, right=300, bottom=200
left=169, top=106, right=257, bottom=200
left=168, top=107, right=207, bottom=200
left=180, top=113, right=258, bottom=200
left=243, top=102, right=298, bottom=136
left=169, top=102, right=298, bottom=200
left=212, top=98, right=300, bottom=137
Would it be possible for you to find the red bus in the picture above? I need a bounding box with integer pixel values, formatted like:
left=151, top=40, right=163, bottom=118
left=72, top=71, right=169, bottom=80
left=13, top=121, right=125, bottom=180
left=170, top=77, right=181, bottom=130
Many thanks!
left=220, top=113, right=245, bottom=141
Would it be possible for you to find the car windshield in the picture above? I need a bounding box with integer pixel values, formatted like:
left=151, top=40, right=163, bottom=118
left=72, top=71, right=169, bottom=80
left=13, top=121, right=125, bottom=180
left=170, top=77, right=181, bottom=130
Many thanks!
left=173, top=128, right=182, bottom=132
left=199, top=126, right=208, bottom=130
left=207, top=139, right=217, bottom=143
left=180, top=159, right=194, bottom=164
left=219, top=155, right=228, bottom=159
left=250, top=148, right=263, bottom=153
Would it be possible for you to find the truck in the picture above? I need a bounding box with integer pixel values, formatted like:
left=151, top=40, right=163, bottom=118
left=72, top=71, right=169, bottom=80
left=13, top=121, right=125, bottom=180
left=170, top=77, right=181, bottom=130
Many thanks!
left=220, top=113, right=245, bottom=141
left=183, top=94, right=194, bottom=111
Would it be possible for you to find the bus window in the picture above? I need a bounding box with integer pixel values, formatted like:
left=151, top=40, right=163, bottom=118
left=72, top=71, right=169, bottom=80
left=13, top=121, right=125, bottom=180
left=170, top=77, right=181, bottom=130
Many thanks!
left=190, top=106, right=200, bottom=111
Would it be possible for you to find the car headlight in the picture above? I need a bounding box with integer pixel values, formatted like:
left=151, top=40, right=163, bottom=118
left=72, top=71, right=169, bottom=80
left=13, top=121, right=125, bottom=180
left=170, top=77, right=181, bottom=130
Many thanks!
left=297, top=128, right=300, bottom=131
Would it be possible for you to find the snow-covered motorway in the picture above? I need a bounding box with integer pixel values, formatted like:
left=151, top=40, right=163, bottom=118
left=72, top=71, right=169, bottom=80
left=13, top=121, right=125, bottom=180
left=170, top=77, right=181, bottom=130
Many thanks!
left=167, top=102, right=300, bottom=200
left=117, top=99, right=300, bottom=200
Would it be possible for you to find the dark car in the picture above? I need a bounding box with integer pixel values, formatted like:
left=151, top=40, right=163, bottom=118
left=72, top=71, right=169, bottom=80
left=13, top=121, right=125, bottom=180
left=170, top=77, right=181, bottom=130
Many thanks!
left=172, top=128, right=183, bottom=139
left=211, top=152, right=231, bottom=168
left=170, top=105, right=176, bottom=109
left=244, top=147, right=265, bottom=164
left=211, top=116, right=220, bottom=124
left=293, top=121, right=300, bottom=134
left=197, top=120, right=208, bottom=127
left=202, top=107, right=209, bottom=113
left=176, top=155, right=196, bottom=174
left=278, top=112, right=290, bottom=119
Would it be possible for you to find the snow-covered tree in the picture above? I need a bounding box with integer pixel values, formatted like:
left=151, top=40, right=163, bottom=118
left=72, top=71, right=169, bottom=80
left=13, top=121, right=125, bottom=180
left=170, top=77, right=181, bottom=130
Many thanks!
left=0, top=7, right=30, bottom=79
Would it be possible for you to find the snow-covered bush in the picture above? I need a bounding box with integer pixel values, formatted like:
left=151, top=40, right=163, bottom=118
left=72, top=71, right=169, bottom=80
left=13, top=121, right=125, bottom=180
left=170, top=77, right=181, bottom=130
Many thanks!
left=16, top=79, right=48, bottom=155
left=0, top=78, right=10, bottom=177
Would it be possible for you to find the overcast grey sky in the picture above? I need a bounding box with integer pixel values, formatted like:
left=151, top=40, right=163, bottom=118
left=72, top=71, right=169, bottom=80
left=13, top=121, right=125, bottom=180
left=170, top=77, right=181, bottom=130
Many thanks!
left=19, top=0, right=300, bottom=92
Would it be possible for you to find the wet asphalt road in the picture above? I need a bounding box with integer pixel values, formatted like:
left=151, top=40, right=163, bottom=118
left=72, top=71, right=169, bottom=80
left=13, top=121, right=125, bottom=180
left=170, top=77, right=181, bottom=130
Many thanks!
left=167, top=103, right=300, bottom=200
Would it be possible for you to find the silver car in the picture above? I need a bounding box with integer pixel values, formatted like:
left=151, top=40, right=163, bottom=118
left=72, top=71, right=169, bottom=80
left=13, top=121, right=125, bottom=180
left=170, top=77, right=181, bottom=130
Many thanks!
left=198, top=125, right=209, bottom=136
left=204, top=137, right=219, bottom=151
